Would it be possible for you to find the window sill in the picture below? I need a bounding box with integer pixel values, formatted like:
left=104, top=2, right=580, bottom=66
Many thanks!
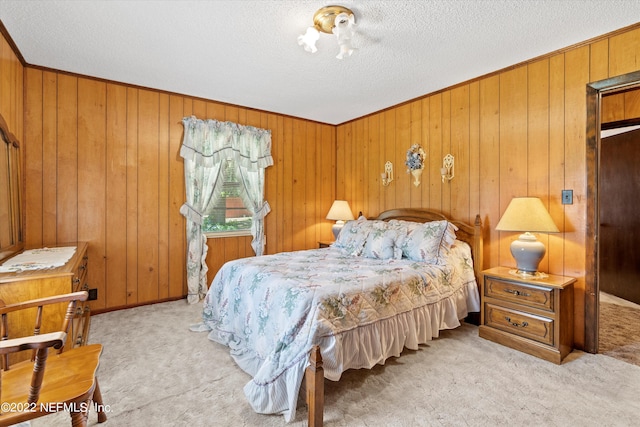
left=204, top=230, right=252, bottom=239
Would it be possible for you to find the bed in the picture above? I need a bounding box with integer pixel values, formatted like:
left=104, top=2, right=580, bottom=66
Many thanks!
left=193, top=208, right=483, bottom=424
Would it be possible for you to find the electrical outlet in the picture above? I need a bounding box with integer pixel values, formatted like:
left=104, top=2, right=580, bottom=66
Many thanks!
left=562, top=189, right=573, bottom=205
left=88, top=288, right=98, bottom=301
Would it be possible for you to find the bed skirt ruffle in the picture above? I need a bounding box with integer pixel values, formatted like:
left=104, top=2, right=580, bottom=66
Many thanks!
left=240, top=279, right=479, bottom=422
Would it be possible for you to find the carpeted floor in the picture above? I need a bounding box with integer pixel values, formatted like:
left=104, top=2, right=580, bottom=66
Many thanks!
left=32, top=299, right=640, bottom=427
left=599, top=301, right=640, bottom=367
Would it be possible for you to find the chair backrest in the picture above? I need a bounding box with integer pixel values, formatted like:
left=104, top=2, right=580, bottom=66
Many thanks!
left=0, top=291, right=88, bottom=370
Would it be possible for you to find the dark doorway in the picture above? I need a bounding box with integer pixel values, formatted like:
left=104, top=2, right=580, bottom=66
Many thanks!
left=599, top=128, right=640, bottom=305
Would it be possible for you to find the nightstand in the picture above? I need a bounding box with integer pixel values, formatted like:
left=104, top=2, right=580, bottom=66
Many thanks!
left=318, top=241, right=334, bottom=248
left=479, top=266, right=575, bottom=364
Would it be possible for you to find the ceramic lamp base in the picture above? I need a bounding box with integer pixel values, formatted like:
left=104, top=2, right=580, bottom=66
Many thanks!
left=510, top=232, right=546, bottom=274
left=332, top=220, right=345, bottom=239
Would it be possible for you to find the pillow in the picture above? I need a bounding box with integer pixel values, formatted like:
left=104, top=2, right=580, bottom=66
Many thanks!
left=399, top=220, right=458, bottom=263
left=361, top=221, right=401, bottom=260
left=333, top=218, right=371, bottom=256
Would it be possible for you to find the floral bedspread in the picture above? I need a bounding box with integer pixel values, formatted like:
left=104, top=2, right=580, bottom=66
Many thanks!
left=198, top=242, right=477, bottom=421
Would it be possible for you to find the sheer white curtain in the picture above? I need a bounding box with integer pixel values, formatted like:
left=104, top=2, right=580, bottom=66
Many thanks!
left=180, top=116, right=273, bottom=303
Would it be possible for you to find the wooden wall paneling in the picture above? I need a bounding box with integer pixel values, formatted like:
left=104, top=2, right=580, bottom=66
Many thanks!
left=450, top=85, right=470, bottom=221
left=206, top=101, right=225, bottom=121
left=168, top=95, right=186, bottom=297
left=548, top=54, right=566, bottom=276
left=590, top=39, right=610, bottom=83
left=609, top=27, right=640, bottom=78
left=157, top=93, right=170, bottom=299
left=527, top=59, right=551, bottom=274
left=125, top=87, right=139, bottom=304
left=395, top=104, right=411, bottom=209
left=334, top=122, right=345, bottom=201
left=321, top=123, right=335, bottom=239
left=419, top=99, right=430, bottom=208
left=77, top=79, right=107, bottom=309
left=265, top=113, right=279, bottom=254
left=225, top=105, right=239, bottom=123
left=0, top=36, right=9, bottom=121
left=24, top=68, right=43, bottom=247
left=478, top=75, right=500, bottom=270
left=56, top=74, right=80, bottom=244
left=282, top=117, right=293, bottom=251
left=0, top=36, right=11, bottom=126
left=314, top=123, right=325, bottom=241
left=16, top=46, right=22, bottom=146
left=343, top=122, right=354, bottom=208
left=428, top=94, right=442, bottom=211
left=383, top=109, right=396, bottom=211
left=105, top=83, right=128, bottom=307
left=41, top=71, right=58, bottom=244
left=291, top=118, right=305, bottom=250
left=305, top=121, right=317, bottom=249
left=498, top=67, right=528, bottom=268
left=353, top=118, right=365, bottom=217
left=274, top=115, right=285, bottom=254
left=440, top=91, right=452, bottom=216
left=136, top=90, right=160, bottom=303
left=409, top=99, right=424, bottom=208
left=564, top=46, right=590, bottom=348
left=468, top=81, right=480, bottom=224
left=366, top=114, right=379, bottom=217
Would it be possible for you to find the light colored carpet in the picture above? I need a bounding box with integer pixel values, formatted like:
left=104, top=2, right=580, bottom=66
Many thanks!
left=33, top=299, right=640, bottom=427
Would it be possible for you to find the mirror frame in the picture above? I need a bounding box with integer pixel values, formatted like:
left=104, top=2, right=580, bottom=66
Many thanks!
left=0, top=112, right=24, bottom=263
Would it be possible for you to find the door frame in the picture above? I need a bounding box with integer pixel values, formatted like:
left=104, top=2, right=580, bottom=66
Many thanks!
left=585, top=70, right=640, bottom=353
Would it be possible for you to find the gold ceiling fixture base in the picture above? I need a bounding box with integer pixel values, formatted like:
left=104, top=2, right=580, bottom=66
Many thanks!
left=313, top=5, right=354, bottom=34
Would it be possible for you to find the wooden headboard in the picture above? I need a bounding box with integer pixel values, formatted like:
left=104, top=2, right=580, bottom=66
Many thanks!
left=375, top=208, right=484, bottom=288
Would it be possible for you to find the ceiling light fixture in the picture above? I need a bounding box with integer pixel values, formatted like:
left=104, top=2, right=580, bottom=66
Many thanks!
left=298, top=5, right=357, bottom=59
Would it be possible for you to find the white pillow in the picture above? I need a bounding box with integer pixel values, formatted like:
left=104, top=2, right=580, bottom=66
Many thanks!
left=362, top=221, right=401, bottom=259
left=399, top=220, right=458, bottom=263
left=333, top=218, right=371, bottom=256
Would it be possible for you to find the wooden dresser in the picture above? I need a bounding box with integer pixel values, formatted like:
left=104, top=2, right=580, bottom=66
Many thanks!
left=479, top=266, right=575, bottom=364
left=0, top=242, right=90, bottom=362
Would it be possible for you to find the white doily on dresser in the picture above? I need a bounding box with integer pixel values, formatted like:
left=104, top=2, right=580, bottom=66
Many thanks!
left=0, top=246, right=76, bottom=272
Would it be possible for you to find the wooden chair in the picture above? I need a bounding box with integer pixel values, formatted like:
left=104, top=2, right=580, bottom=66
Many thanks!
left=0, top=291, right=106, bottom=427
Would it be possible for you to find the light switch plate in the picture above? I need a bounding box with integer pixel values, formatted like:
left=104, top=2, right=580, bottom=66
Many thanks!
left=562, top=189, right=573, bottom=205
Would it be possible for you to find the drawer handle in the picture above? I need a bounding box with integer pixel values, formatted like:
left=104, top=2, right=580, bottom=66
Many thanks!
left=504, top=288, right=530, bottom=297
left=504, top=316, right=529, bottom=328
left=73, top=277, right=81, bottom=285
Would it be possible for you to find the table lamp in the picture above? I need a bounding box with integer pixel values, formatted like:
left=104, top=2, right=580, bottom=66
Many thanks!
left=495, top=197, right=559, bottom=276
left=326, top=200, right=354, bottom=239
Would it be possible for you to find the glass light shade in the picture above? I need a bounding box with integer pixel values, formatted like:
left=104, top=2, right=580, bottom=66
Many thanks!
left=298, top=27, right=319, bottom=53
left=326, top=200, right=354, bottom=239
left=496, top=197, right=559, bottom=274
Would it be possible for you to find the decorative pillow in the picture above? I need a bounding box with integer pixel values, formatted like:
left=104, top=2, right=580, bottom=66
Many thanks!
left=399, top=220, right=458, bottom=263
left=333, top=218, right=371, bottom=256
left=386, top=219, right=422, bottom=252
left=361, top=221, right=401, bottom=260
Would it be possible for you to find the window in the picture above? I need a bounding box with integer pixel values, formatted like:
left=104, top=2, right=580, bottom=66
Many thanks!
left=202, top=158, right=252, bottom=237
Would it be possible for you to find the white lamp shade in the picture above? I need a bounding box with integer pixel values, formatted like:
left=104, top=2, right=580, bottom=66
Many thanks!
left=326, top=200, right=354, bottom=239
left=496, top=197, right=558, bottom=274
left=326, top=200, right=354, bottom=221
left=495, top=197, right=559, bottom=233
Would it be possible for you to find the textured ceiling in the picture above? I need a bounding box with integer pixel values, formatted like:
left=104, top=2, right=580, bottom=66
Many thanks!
left=1, top=1, right=639, bottom=125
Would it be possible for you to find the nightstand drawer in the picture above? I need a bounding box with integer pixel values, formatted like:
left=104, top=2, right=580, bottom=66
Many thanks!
left=484, top=303, right=554, bottom=346
left=485, top=277, right=553, bottom=311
